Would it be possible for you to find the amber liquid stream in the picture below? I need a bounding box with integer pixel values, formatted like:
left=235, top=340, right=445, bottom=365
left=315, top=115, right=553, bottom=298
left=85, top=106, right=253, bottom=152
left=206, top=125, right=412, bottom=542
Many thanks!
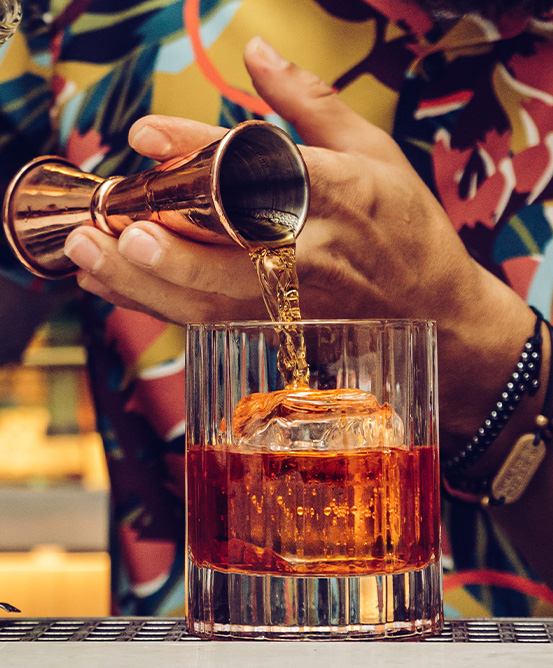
left=250, top=244, right=309, bottom=385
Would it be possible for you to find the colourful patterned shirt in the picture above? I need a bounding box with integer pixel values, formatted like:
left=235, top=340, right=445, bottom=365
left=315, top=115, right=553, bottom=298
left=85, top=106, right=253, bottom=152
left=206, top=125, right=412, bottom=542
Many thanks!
left=1, top=0, right=553, bottom=617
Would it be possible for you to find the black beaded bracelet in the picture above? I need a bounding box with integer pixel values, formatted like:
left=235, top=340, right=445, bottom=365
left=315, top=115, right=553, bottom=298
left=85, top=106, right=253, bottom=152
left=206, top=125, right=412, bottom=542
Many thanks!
left=478, top=320, right=553, bottom=506
left=442, top=307, right=544, bottom=501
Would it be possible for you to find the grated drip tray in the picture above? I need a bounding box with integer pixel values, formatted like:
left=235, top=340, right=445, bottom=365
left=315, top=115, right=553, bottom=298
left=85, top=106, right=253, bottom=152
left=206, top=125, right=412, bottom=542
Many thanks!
left=0, top=618, right=196, bottom=642
left=1, top=618, right=553, bottom=642
left=424, top=619, right=553, bottom=643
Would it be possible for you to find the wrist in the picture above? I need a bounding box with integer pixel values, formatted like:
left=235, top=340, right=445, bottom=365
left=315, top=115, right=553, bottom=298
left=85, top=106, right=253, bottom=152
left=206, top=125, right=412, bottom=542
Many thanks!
left=441, top=311, right=552, bottom=505
left=436, top=265, right=539, bottom=444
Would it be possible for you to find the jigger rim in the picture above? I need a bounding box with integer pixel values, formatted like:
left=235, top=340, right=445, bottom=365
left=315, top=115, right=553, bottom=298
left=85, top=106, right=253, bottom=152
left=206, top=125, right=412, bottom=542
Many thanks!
left=207, top=120, right=310, bottom=250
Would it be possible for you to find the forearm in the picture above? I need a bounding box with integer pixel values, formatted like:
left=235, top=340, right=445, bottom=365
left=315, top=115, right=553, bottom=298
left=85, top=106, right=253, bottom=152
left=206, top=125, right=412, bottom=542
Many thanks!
left=437, top=264, right=543, bottom=456
left=437, top=265, right=553, bottom=587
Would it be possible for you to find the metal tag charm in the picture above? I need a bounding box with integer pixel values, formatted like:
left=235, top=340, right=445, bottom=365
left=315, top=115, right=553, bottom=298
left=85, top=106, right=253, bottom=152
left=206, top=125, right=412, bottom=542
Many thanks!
left=490, top=432, right=546, bottom=504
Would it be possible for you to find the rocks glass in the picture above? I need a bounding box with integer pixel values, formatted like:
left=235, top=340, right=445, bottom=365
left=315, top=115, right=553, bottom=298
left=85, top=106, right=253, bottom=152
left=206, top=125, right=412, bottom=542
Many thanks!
left=185, top=320, right=443, bottom=640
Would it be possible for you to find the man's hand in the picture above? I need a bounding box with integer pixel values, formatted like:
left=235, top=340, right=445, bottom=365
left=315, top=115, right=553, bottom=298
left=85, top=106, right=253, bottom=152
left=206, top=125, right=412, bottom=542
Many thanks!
left=63, top=36, right=536, bottom=445
left=63, top=38, right=477, bottom=326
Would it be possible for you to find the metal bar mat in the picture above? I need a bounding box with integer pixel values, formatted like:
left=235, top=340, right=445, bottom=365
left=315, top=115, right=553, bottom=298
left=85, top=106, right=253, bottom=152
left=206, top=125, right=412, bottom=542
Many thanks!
left=1, top=618, right=553, bottom=642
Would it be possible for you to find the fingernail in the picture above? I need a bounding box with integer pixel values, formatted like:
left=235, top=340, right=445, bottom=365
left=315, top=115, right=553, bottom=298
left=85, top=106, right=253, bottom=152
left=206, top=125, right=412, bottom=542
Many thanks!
left=129, top=125, right=173, bottom=158
left=119, top=228, right=162, bottom=266
left=64, top=233, right=104, bottom=272
left=249, top=36, right=288, bottom=68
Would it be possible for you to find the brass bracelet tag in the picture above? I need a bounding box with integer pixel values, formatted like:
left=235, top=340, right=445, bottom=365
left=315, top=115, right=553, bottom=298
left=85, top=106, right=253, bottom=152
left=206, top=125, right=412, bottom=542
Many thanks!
left=490, top=433, right=546, bottom=504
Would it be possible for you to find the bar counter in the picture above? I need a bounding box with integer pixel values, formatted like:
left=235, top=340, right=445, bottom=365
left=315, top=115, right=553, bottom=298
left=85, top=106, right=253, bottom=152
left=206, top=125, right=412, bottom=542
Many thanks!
left=1, top=618, right=553, bottom=667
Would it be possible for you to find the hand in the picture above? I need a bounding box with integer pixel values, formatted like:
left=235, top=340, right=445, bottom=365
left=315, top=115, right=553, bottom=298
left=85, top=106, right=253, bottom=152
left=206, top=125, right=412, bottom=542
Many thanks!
left=63, top=37, right=537, bottom=441
left=63, top=38, right=473, bottom=324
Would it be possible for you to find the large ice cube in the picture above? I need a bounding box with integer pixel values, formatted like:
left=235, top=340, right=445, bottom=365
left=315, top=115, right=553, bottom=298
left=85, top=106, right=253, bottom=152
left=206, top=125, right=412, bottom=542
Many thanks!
left=231, top=387, right=404, bottom=451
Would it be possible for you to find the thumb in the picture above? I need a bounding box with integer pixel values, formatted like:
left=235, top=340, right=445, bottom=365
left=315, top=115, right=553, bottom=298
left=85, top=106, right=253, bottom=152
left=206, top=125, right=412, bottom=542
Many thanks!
left=244, top=36, right=406, bottom=164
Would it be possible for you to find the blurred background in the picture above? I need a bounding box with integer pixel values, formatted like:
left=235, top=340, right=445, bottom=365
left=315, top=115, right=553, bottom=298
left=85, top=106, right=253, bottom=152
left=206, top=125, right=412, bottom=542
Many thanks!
left=0, top=0, right=108, bottom=619
left=0, top=303, right=110, bottom=618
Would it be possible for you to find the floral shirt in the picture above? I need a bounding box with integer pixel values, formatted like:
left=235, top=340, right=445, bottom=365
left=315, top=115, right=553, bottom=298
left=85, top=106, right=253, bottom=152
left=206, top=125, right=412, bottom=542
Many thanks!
left=1, top=0, right=553, bottom=617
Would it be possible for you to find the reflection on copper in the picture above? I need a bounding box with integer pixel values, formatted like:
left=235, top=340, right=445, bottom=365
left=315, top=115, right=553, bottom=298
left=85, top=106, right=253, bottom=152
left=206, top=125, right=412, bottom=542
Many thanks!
left=2, top=120, right=310, bottom=279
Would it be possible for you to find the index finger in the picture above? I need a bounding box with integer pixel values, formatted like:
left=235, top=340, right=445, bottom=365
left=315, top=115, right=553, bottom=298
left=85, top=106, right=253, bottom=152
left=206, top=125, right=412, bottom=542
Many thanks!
left=128, top=116, right=227, bottom=162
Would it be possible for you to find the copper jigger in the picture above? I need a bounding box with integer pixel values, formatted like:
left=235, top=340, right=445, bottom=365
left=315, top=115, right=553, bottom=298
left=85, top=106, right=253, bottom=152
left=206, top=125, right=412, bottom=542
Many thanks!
left=2, top=120, right=310, bottom=279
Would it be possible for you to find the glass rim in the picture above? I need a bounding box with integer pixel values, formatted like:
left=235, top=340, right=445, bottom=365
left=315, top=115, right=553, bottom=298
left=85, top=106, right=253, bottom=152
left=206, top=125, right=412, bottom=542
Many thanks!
left=186, top=318, right=436, bottom=329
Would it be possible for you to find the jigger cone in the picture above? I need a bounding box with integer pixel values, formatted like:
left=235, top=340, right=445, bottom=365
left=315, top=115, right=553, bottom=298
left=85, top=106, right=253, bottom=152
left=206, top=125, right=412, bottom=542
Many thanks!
left=2, top=120, right=310, bottom=279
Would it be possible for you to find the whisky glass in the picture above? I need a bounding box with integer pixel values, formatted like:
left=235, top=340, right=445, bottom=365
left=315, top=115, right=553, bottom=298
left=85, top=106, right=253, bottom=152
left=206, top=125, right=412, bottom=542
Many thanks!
left=186, top=320, right=443, bottom=640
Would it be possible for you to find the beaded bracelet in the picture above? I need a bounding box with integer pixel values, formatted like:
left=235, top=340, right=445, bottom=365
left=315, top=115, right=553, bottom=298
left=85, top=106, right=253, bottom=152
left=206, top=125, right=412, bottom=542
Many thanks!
left=480, top=320, right=553, bottom=506
left=442, top=307, right=545, bottom=504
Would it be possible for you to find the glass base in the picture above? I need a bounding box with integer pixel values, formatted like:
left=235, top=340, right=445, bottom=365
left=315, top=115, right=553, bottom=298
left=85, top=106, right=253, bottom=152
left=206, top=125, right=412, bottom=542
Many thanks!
left=187, top=559, right=443, bottom=640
